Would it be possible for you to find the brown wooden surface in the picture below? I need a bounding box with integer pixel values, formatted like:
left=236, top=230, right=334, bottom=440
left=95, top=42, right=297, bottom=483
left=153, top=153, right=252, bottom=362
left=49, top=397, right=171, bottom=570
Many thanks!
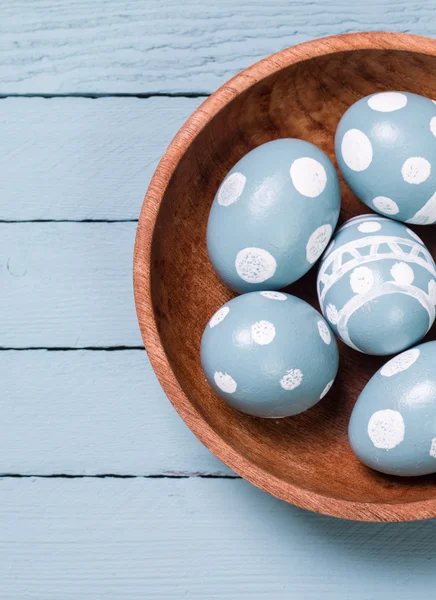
left=134, top=32, right=436, bottom=522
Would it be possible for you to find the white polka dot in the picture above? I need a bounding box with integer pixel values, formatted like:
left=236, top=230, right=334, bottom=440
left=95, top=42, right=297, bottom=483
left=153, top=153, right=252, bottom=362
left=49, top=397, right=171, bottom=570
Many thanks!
left=402, top=157, right=431, bottom=185
left=368, top=409, right=405, bottom=450
left=214, top=371, right=237, bottom=394
left=428, top=279, right=436, bottom=304
left=235, top=248, right=277, bottom=284
left=306, top=224, right=332, bottom=264
left=326, top=303, right=339, bottom=325
left=324, top=240, right=335, bottom=256
left=432, top=100, right=436, bottom=105
left=290, top=157, right=327, bottom=198
left=350, top=266, right=375, bottom=294
left=217, top=172, right=246, bottom=206
left=341, top=129, right=373, bottom=171
left=380, top=348, right=420, bottom=377
left=251, top=320, right=276, bottom=345
left=431, top=117, right=436, bottom=138
left=209, top=306, right=230, bottom=328
left=390, top=262, right=414, bottom=286
left=430, top=438, right=436, bottom=458
left=317, top=320, right=331, bottom=345
left=406, top=228, right=424, bottom=244
left=358, top=221, right=381, bottom=233
left=260, top=291, right=287, bottom=301
left=373, top=196, right=399, bottom=215
left=280, top=369, right=303, bottom=391
left=367, top=92, right=408, bottom=112
left=320, top=379, right=334, bottom=399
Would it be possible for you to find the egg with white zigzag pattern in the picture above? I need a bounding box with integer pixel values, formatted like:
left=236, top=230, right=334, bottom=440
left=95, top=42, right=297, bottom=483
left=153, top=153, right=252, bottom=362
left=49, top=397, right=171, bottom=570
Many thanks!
left=317, top=215, right=436, bottom=355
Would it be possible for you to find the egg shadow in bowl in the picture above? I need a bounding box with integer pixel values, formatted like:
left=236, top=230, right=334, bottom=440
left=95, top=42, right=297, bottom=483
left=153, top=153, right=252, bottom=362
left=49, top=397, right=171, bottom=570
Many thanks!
left=134, top=33, right=436, bottom=521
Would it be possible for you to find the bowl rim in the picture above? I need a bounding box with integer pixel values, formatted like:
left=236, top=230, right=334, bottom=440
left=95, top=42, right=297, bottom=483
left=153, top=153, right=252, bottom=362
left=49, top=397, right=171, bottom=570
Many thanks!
left=134, top=32, right=436, bottom=522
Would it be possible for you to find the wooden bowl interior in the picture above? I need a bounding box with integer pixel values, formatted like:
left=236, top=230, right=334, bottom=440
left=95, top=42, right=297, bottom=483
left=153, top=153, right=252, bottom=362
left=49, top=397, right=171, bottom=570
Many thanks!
left=150, top=49, right=436, bottom=510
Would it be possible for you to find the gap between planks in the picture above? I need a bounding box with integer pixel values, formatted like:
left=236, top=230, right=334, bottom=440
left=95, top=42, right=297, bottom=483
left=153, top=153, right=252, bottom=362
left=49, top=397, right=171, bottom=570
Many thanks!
left=0, top=219, right=139, bottom=223
left=0, top=474, right=240, bottom=479
left=0, top=347, right=145, bottom=351
left=0, top=93, right=210, bottom=99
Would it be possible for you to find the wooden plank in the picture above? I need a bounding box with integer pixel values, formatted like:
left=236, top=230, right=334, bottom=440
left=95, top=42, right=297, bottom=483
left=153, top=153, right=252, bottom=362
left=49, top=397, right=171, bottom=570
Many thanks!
left=0, top=223, right=231, bottom=475
left=1, top=0, right=435, bottom=95
left=0, top=350, right=231, bottom=476
left=0, top=222, right=143, bottom=347
left=0, top=97, right=202, bottom=220
left=0, top=477, right=435, bottom=599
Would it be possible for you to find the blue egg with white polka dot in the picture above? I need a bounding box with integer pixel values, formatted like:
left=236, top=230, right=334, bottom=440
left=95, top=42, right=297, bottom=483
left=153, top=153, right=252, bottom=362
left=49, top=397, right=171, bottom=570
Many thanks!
left=207, top=139, right=340, bottom=293
left=200, top=292, right=339, bottom=418
left=317, top=215, right=436, bottom=355
left=336, top=91, right=436, bottom=224
left=349, top=341, right=436, bottom=476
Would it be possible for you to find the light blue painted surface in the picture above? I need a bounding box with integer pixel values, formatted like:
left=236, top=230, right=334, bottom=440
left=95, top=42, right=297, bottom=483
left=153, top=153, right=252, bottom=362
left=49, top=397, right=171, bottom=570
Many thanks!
left=1, top=0, right=436, bottom=94
left=0, top=350, right=231, bottom=476
left=0, top=223, right=142, bottom=347
left=0, top=478, right=436, bottom=599
left=1, top=2, right=436, bottom=598
left=0, top=97, right=203, bottom=220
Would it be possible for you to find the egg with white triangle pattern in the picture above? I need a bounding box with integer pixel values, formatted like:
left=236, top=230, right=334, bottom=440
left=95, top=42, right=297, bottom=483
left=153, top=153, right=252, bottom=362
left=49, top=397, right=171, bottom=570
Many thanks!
left=201, top=292, right=339, bottom=418
left=207, top=138, right=340, bottom=293
left=317, top=215, right=436, bottom=355
left=349, top=341, right=436, bottom=476
left=336, top=91, right=436, bottom=224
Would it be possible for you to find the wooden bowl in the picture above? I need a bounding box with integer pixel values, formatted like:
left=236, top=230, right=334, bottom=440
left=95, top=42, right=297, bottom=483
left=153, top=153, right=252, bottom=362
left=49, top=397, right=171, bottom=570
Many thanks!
left=134, top=32, right=436, bottom=522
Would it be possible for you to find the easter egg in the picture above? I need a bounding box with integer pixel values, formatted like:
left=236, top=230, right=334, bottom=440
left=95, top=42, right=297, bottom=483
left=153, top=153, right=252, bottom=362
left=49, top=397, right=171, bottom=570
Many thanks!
left=207, top=139, right=340, bottom=292
left=317, top=215, right=436, bottom=355
left=349, top=341, right=436, bottom=476
left=336, top=91, right=436, bottom=224
left=200, top=292, right=339, bottom=418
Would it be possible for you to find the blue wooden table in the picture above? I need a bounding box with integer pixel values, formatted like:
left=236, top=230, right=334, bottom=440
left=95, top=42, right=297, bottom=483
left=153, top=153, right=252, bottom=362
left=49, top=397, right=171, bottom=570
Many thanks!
left=1, top=2, right=436, bottom=598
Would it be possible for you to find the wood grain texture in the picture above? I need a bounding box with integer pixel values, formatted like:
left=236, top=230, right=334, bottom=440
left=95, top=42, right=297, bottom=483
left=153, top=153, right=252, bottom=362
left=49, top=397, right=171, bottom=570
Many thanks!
left=0, top=350, right=230, bottom=475
left=135, top=33, right=436, bottom=520
left=1, top=0, right=436, bottom=94
left=0, top=97, right=202, bottom=220
left=0, top=223, right=141, bottom=347
left=1, top=477, right=436, bottom=599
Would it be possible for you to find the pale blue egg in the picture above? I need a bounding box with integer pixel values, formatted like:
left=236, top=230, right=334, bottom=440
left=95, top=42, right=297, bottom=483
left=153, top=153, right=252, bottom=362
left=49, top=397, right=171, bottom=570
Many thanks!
left=349, top=341, right=436, bottom=476
left=200, top=292, right=339, bottom=418
left=317, top=215, right=436, bottom=355
left=207, top=139, right=340, bottom=293
left=336, top=91, right=436, bottom=224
